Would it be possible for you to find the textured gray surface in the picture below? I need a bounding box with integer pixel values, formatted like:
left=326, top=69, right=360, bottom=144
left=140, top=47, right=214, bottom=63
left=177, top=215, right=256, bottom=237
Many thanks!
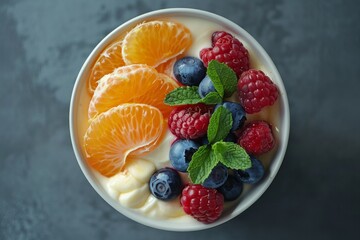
left=1, top=0, right=359, bottom=239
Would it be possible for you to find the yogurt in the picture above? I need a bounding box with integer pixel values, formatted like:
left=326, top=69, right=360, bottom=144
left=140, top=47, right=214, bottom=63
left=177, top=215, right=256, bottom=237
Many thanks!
left=76, top=16, right=280, bottom=221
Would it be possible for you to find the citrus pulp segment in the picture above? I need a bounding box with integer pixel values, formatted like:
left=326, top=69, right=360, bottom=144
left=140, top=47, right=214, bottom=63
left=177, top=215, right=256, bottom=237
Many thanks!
left=84, top=103, right=165, bottom=177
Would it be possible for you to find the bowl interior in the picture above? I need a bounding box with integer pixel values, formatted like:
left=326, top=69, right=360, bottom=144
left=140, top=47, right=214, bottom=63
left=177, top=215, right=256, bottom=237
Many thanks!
left=69, top=8, right=290, bottom=231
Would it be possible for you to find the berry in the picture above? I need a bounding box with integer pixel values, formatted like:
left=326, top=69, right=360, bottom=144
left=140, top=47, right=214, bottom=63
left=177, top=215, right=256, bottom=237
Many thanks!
left=168, top=104, right=211, bottom=139
left=217, top=175, right=244, bottom=201
left=200, top=31, right=249, bottom=76
left=238, top=121, right=275, bottom=155
left=235, top=156, right=265, bottom=184
left=181, top=184, right=224, bottom=223
left=173, top=57, right=207, bottom=86
left=202, top=165, right=228, bottom=188
left=238, top=69, right=278, bottom=114
left=169, top=139, right=200, bottom=172
left=198, top=75, right=216, bottom=98
left=199, top=132, right=237, bottom=145
left=215, top=101, right=246, bottom=131
left=149, top=168, right=183, bottom=201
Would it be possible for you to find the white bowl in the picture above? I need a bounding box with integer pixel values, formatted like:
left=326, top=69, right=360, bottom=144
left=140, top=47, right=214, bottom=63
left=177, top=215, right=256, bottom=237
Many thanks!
left=69, top=8, right=290, bottom=231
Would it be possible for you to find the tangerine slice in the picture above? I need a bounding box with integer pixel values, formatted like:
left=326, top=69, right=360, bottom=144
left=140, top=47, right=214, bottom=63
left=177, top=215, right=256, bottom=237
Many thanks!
left=155, top=57, right=177, bottom=78
left=88, top=39, right=125, bottom=93
left=84, top=103, right=165, bottom=177
left=122, top=21, right=192, bottom=67
left=88, top=64, right=179, bottom=119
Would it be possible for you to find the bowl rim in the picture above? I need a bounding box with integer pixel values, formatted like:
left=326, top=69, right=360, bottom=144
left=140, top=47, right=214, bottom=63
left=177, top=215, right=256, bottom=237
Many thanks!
left=69, top=8, right=290, bottom=231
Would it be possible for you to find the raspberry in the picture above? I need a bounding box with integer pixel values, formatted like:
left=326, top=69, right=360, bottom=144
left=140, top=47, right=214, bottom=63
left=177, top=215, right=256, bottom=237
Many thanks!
left=200, top=31, right=249, bottom=76
left=238, top=69, right=278, bottom=114
left=168, top=104, right=211, bottom=139
left=238, top=121, right=275, bottom=155
left=181, top=184, right=224, bottom=223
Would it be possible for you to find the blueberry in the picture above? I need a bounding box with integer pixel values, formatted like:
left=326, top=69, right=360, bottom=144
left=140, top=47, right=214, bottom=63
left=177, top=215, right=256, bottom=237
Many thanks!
left=198, top=75, right=216, bottom=98
left=215, top=101, right=246, bottom=131
left=235, top=156, right=265, bottom=184
left=224, top=132, right=238, bottom=143
left=173, top=57, right=206, bottom=86
left=217, top=175, right=244, bottom=201
left=199, top=132, right=237, bottom=145
left=169, top=139, right=200, bottom=172
left=202, top=165, right=228, bottom=188
left=149, top=168, right=183, bottom=201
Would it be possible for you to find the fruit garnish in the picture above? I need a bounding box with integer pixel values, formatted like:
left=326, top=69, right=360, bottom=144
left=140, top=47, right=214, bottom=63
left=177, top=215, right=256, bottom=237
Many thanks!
left=238, top=69, right=278, bottom=113
left=155, top=57, right=178, bottom=77
left=181, top=184, right=224, bottom=224
left=173, top=57, right=206, bottom=86
left=169, top=139, right=200, bottom=172
left=149, top=168, right=183, bottom=201
left=187, top=106, right=251, bottom=184
left=88, top=64, right=179, bottom=119
left=88, top=39, right=125, bottom=93
left=200, top=31, right=249, bottom=77
left=217, top=175, right=244, bottom=201
left=214, top=101, right=246, bottom=132
left=235, top=156, right=265, bottom=184
left=84, top=103, right=165, bottom=177
left=198, top=75, right=216, bottom=98
left=164, top=60, right=237, bottom=106
left=168, top=104, right=211, bottom=140
left=237, top=120, right=275, bottom=155
left=202, top=164, right=228, bottom=188
left=122, top=21, right=192, bottom=67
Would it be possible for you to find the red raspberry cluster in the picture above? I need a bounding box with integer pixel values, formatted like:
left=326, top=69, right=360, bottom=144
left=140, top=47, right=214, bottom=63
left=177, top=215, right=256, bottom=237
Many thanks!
left=168, top=104, right=211, bottom=140
left=200, top=31, right=250, bottom=77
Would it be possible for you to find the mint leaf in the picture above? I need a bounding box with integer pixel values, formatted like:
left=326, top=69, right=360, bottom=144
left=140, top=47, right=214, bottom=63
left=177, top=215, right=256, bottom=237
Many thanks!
left=207, top=106, right=233, bottom=144
left=200, top=92, right=222, bottom=104
left=207, top=60, right=238, bottom=98
left=213, top=141, right=251, bottom=170
left=164, top=86, right=201, bottom=106
left=188, top=145, right=219, bottom=184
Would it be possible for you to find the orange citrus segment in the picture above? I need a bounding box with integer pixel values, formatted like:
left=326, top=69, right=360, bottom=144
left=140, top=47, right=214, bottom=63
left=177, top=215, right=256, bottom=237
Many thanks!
left=88, top=39, right=125, bottom=93
left=84, top=103, right=165, bottom=177
left=122, top=21, right=192, bottom=67
left=88, top=64, right=179, bottom=119
left=155, top=57, right=177, bottom=78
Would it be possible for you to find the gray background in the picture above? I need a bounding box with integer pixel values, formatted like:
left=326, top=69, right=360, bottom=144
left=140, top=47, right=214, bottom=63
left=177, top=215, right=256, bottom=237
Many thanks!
left=1, top=0, right=359, bottom=239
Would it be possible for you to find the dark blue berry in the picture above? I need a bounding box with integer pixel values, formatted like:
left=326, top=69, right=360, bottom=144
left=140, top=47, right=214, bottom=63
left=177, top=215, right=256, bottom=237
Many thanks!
left=235, top=156, right=265, bottom=184
left=202, top=165, right=228, bottom=188
left=215, top=101, right=246, bottom=131
left=173, top=57, right=206, bottom=86
left=149, top=168, right=182, bottom=201
left=169, top=139, right=200, bottom=172
left=224, top=132, right=238, bottom=143
left=217, top=175, right=244, bottom=201
left=198, top=132, right=237, bottom=146
left=198, top=75, right=216, bottom=98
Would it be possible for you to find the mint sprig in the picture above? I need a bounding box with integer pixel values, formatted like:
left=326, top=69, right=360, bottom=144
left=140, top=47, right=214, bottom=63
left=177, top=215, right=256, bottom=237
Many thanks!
left=212, top=141, right=251, bottom=170
left=164, top=60, right=237, bottom=106
left=207, top=60, right=237, bottom=98
left=188, top=145, right=218, bottom=184
left=187, top=106, right=251, bottom=184
left=207, top=106, right=233, bottom=144
left=164, top=86, right=201, bottom=106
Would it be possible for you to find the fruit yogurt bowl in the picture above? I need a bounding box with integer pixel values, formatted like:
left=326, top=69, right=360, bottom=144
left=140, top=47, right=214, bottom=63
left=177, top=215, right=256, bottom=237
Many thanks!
left=69, top=8, right=290, bottom=231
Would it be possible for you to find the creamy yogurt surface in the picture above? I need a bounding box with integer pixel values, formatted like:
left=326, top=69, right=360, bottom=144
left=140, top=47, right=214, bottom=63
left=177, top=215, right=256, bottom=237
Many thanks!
left=76, top=15, right=280, bottom=221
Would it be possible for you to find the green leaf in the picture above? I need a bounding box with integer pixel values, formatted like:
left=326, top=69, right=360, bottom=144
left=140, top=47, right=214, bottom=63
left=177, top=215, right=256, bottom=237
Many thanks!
left=187, top=145, right=219, bottom=184
left=164, top=86, right=202, bottom=106
left=212, top=141, right=251, bottom=170
left=207, top=60, right=238, bottom=98
left=207, top=106, right=233, bottom=144
left=200, top=92, right=223, bottom=104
